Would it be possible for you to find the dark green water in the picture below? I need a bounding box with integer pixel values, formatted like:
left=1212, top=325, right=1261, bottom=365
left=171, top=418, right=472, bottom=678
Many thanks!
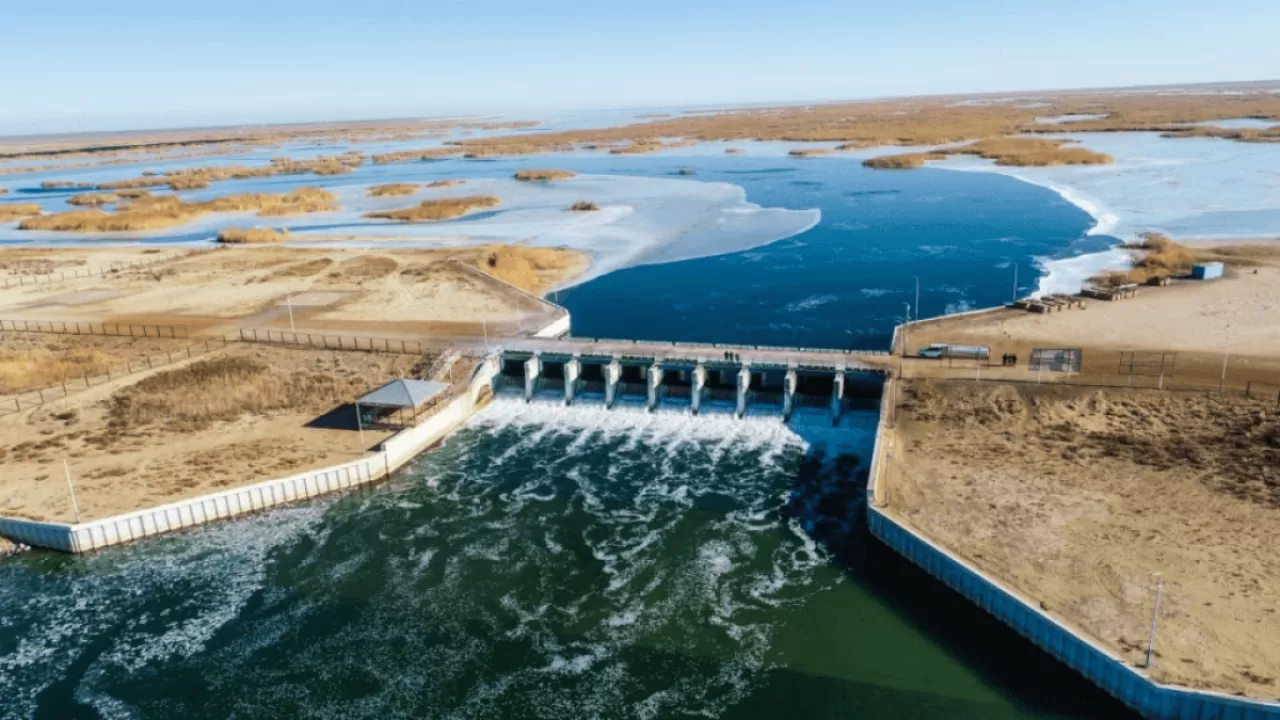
left=0, top=401, right=1130, bottom=718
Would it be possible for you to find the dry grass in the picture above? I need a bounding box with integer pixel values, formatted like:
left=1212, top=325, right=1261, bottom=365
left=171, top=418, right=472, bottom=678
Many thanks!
left=115, top=188, right=151, bottom=199
left=891, top=379, right=1280, bottom=697
left=371, top=147, right=463, bottom=164
left=0, top=337, right=117, bottom=393
left=217, top=227, right=290, bottom=244
left=18, top=187, right=337, bottom=232
left=95, top=177, right=170, bottom=190
left=568, top=200, right=599, bottom=211
left=1091, top=233, right=1212, bottom=285
left=474, top=244, right=580, bottom=294
left=67, top=192, right=120, bottom=207
left=865, top=138, right=1111, bottom=169
left=0, top=203, right=44, bottom=221
left=41, top=181, right=94, bottom=190
left=166, top=176, right=209, bottom=191
left=463, top=143, right=571, bottom=158
left=106, top=356, right=347, bottom=432
left=447, top=86, right=1280, bottom=159
left=950, top=137, right=1113, bottom=166
left=862, top=151, right=947, bottom=169
left=367, top=183, right=419, bottom=197
left=513, top=169, right=576, bottom=181
left=365, top=194, right=501, bottom=222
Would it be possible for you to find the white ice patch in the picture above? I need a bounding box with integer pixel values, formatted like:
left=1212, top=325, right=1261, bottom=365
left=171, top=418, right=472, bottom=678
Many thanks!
left=0, top=174, right=818, bottom=291
left=937, top=131, right=1280, bottom=295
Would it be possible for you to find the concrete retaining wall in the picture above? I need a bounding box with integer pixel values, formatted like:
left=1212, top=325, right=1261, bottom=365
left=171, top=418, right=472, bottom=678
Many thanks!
left=866, top=378, right=1280, bottom=720
left=0, top=358, right=503, bottom=554
left=532, top=313, right=571, bottom=339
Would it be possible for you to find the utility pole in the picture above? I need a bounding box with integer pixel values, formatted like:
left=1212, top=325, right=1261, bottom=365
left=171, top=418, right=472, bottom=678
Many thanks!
left=901, top=303, right=911, bottom=358
left=64, top=459, right=82, bottom=523
left=912, top=276, right=920, bottom=321
left=1145, top=573, right=1164, bottom=669
left=287, top=295, right=296, bottom=334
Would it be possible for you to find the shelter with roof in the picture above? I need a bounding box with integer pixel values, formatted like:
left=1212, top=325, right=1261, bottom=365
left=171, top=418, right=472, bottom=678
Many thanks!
left=356, top=378, right=449, bottom=428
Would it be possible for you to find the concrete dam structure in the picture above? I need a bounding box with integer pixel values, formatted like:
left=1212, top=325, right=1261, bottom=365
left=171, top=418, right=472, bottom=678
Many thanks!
left=495, top=346, right=884, bottom=422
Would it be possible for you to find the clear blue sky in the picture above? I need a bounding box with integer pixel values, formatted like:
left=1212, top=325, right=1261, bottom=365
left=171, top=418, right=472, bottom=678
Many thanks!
left=4, top=0, right=1278, bottom=135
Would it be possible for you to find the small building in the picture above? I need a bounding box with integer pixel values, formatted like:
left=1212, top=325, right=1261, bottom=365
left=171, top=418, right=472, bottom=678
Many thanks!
left=1191, top=262, right=1223, bottom=280
left=357, top=378, right=449, bottom=428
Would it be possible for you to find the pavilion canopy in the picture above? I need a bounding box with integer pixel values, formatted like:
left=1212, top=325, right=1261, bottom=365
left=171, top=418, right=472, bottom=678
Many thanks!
left=357, top=379, right=448, bottom=409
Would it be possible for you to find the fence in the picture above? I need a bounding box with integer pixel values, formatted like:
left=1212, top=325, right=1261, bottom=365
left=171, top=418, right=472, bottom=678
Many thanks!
left=1, top=337, right=229, bottom=414
left=0, top=250, right=203, bottom=289
left=237, top=327, right=428, bottom=355
left=0, top=318, right=191, bottom=338
left=898, top=357, right=1280, bottom=404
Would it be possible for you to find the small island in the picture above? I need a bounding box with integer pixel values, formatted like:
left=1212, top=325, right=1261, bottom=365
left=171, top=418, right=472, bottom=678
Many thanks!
left=513, top=169, right=576, bottom=182
left=364, top=195, right=501, bottom=222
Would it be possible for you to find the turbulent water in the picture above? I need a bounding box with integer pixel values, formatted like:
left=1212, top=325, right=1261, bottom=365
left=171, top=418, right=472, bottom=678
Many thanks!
left=0, top=399, right=1129, bottom=718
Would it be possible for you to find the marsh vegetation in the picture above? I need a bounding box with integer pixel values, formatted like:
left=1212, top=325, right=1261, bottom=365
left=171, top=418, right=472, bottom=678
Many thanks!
left=364, top=195, right=501, bottom=222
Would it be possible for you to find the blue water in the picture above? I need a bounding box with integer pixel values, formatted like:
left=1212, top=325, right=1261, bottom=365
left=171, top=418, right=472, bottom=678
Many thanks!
left=552, top=155, right=1106, bottom=349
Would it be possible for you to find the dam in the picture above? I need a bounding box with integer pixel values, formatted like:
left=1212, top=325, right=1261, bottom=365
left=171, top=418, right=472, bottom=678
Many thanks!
left=493, top=337, right=886, bottom=422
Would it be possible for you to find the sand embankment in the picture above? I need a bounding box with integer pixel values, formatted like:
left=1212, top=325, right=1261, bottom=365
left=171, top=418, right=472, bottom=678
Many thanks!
left=884, top=379, right=1280, bottom=700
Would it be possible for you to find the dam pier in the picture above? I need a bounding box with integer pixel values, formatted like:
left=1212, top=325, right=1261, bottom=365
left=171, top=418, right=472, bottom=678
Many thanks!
left=495, top=338, right=883, bottom=422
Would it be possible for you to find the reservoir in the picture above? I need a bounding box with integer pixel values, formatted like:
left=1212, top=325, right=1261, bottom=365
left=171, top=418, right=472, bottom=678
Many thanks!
left=0, top=153, right=1136, bottom=718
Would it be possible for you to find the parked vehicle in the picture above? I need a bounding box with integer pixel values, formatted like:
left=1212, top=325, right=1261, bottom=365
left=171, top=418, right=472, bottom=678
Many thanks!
left=917, top=343, right=990, bottom=360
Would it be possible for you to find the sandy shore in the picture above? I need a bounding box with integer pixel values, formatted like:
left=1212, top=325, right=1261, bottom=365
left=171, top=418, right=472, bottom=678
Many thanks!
left=0, top=244, right=584, bottom=338
left=901, top=254, right=1280, bottom=398
left=884, top=379, right=1280, bottom=700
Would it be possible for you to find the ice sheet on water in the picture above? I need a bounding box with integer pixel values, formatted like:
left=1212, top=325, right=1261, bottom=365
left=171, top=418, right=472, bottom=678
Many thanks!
left=938, top=131, right=1280, bottom=294
left=0, top=174, right=819, bottom=289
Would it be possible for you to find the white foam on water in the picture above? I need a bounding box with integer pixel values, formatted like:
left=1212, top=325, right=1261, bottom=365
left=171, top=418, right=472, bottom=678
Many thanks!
left=0, top=504, right=330, bottom=718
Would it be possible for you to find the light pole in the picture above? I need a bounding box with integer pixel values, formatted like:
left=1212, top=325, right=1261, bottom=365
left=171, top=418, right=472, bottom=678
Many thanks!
left=287, top=295, right=296, bottom=334
left=63, top=459, right=82, bottom=523
left=901, top=303, right=911, bottom=358
left=1145, top=573, right=1164, bottom=669
left=912, top=276, right=920, bottom=321
left=1012, top=264, right=1019, bottom=303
